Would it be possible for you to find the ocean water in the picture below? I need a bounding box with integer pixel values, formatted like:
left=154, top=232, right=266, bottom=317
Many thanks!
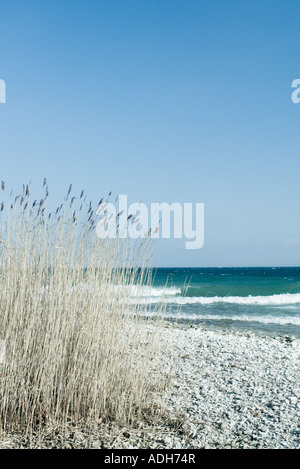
left=139, top=267, right=300, bottom=338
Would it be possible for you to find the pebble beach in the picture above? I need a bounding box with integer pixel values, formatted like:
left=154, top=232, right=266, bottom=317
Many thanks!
left=158, top=323, right=300, bottom=449
left=92, top=322, right=300, bottom=449
left=0, top=322, right=299, bottom=449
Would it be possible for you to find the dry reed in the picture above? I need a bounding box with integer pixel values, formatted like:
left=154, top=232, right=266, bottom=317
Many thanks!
left=0, top=182, right=167, bottom=440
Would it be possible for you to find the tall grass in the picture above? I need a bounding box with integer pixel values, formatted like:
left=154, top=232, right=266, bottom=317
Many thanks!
left=0, top=182, right=166, bottom=438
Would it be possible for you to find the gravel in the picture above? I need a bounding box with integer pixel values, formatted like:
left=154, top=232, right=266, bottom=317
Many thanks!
left=158, top=323, right=300, bottom=449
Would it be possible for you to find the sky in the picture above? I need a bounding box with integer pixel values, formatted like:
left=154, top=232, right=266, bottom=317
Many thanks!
left=0, top=0, right=300, bottom=267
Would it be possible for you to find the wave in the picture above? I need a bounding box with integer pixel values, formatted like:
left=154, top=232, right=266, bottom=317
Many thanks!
left=130, top=291, right=300, bottom=306
left=129, top=285, right=181, bottom=297
left=108, top=284, right=181, bottom=299
left=156, top=312, right=300, bottom=326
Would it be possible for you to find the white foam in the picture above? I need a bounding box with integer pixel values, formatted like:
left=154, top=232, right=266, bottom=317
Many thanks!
left=129, top=285, right=181, bottom=297
left=113, top=284, right=181, bottom=298
left=131, top=292, right=300, bottom=306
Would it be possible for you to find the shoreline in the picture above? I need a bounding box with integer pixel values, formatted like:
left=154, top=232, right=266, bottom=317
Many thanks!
left=1, top=321, right=299, bottom=449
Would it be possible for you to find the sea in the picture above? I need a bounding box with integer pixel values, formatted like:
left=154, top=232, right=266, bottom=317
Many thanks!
left=138, top=267, right=300, bottom=338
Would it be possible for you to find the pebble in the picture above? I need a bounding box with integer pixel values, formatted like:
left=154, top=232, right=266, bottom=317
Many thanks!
left=157, top=324, right=300, bottom=449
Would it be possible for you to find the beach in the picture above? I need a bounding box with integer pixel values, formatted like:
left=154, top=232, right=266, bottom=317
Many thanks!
left=1, top=321, right=299, bottom=449
left=158, top=323, right=300, bottom=449
left=1, top=262, right=300, bottom=449
left=2, top=0, right=300, bottom=453
left=98, top=322, right=300, bottom=450
left=103, top=322, right=300, bottom=450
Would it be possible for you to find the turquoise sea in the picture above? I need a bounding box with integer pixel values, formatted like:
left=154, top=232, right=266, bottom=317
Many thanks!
left=141, top=267, right=300, bottom=338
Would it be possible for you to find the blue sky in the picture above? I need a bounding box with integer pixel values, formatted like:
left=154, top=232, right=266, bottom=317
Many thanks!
left=1, top=0, right=300, bottom=266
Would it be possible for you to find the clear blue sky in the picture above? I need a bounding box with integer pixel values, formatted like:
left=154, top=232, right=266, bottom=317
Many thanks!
left=1, top=0, right=300, bottom=266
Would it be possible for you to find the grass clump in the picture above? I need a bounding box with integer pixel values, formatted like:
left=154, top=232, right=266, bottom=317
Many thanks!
left=0, top=181, right=167, bottom=440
